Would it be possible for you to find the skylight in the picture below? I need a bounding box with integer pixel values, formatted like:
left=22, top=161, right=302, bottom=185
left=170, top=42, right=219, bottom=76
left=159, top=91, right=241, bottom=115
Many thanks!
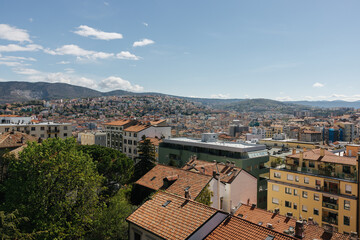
left=162, top=200, right=171, bottom=207
left=150, top=176, right=156, bottom=181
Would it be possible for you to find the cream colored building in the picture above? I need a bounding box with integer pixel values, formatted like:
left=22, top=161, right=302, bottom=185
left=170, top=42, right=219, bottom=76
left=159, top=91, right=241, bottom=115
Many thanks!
left=79, top=132, right=106, bottom=147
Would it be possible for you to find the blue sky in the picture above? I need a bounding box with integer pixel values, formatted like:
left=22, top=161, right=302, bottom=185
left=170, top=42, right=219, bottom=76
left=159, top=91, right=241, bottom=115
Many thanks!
left=0, top=0, right=360, bottom=101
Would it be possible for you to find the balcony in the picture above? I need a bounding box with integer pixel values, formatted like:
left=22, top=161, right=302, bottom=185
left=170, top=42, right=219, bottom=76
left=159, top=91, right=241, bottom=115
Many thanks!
left=321, top=186, right=340, bottom=194
left=322, top=216, right=338, bottom=225
left=47, top=129, right=60, bottom=134
left=300, top=167, right=357, bottom=181
left=322, top=202, right=338, bottom=210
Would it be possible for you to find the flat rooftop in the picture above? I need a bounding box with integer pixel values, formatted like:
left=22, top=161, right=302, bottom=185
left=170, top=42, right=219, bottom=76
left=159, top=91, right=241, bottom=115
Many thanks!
left=0, top=122, right=71, bottom=126
left=163, top=138, right=266, bottom=153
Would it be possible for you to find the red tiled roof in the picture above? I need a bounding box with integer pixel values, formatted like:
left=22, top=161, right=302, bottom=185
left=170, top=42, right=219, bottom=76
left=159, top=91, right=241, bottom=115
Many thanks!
left=104, top=120, right=131, bottom=126
left=234, top=205, right=349, bottom=240
left=288, top=149, right=357, bottom=166
left=0, top=115, right=20, bottom=117
left=135, top=164, right=212, bottom=199
left=182, top=159, right=248, bottom=184
left=206, top=215, right=296, bottom=240
left=126, top=191, right=217, bottom=240
left=0, top=132, right=37, bottom=149
left=124, top=124, right=149, bottom=132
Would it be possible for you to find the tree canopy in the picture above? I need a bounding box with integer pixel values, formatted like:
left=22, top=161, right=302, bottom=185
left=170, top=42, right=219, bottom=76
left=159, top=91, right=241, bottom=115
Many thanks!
left=133, top=137, right=156, bottom=181
left=1, top=138, right=104, bottom=239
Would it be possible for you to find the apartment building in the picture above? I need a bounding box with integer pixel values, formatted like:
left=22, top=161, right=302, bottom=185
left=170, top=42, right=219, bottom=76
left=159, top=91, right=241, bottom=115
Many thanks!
left=105, top=119, right=171, bottom=159
left=268, top=148, right=359, bottom=234
left=79, top=132, right=106, bottom=147
left=159, top=133, right=269, bottom=209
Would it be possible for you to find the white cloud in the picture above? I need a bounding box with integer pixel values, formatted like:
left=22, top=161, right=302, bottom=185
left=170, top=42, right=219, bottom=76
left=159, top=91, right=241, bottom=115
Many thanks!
left=73, top=25, right=123, bottom=40
left=276, top=96, right=294, bottom=101
left=143, top=22, right=149, bottom=27
left=57, top=61, right=70, bottom=64
left=116, top=51, right=141, bottom=60
left=29, top=18, right=33, bottom=22
left=0, top=61, right=22, bottom=67
left=45, top=44, right=114, bottom=60
left=0, top=44, right=43, bottom=52
left=133, top=38, right=155, bottom=47
left=313, top=82, right=325, bottom=88
left=0, top=24, right=32, bottom=42
left=99, top=76, right=144, bottom=92
left=13, top=68, right=41, bottom=75
left=210, top=93, right=230, bottom=99
left=104, top=2, right=109, bottom=6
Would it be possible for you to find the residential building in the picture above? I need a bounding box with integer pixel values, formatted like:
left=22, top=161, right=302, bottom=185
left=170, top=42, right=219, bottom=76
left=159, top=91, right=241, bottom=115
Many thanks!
left=126, top=191, right=228, bottom=240
left=235, top=203, right=351, bottom=240
left=159, top=133, right=269, bottom=209
left=79, top=132, right=106, bottom=147
left=183, top=157, right=258, bottom=212
left=0, top=121, right=72, bottom=140
left=268, top=148, right=359, bottom=234
left=105, top=119, right=170, bottom=160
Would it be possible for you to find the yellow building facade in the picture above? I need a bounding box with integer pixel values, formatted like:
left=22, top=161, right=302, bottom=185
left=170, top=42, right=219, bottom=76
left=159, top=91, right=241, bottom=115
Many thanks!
left=267, top=149, right=359, bottom=234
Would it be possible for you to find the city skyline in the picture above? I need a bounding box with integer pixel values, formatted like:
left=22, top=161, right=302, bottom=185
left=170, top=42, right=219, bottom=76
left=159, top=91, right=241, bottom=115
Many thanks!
left=1, top=0, right=360, bottom=101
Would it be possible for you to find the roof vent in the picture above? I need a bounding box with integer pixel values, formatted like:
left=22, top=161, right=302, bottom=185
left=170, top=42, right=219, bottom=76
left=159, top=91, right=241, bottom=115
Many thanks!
left=323, top=224, right=333, bottom=234
left=286, top=212, right=293, bottom=217
left=266, top=223, right=273, bottom=229
left=265, top=235, right=275, bottom=240
left=251, top=204, right=256, bottom=209
left=274, top=208, right=280, bottom=214
left=258, top=222, right=263, bottom=226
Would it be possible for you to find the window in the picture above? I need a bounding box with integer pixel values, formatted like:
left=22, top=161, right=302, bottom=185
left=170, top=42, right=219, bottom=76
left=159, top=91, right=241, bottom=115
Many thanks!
left=344, top=216, right=350, bottom=226
left=134, top=133, right=137, bottom=137
left=40, top=134, right=44, bottom=138
left=5, top=128, right=9, bottom=132
left=134, top=140, right=137, bottom=145
left=302, top=191, right=308, bottom=198
left=287, top=174, right=294, bottom=181
left=345, top=185, right=352, bottom=194
left=309, top=161, right=315, bottom=168
left=124, top=139, right=127, bottom=144
left=285, top=201, right=292, bottom=208
left=220, top=197, right=224, bottom=209
left=129, top=133, right=132, bottom=137
left=294, top=189, right=298, bottom=196
left=272, top=185, right=279, bottom=192
left=344, top=200, right=350, bottom=210
left=64, top=126, right=68, bottom=130
left=134, top=232, right=141, bottom=240
left=64, top=133, right=67, bottom=137
left=31, top=127, right=35, bottom=131
left=302, top=205, right=307, bottom=212
left=343, top=165, right=351, bottom=174
left=129, top=148, right=132, bottom=153
left=41, top=126, right=45, bottom=131
left=285, top=187, right=292, bottom=194
left=293, top=203, right=297, bottom=209
left=295, top=176, right=299, bottom=182
left=124, top=147, right=126, bottom=153
left=274, top=172, right=281, bottom=178
left=313, top=208, right=319, bottom=215
left=314, top=194, right=319, bottom=201
left=316, top=180, right=321, bottom=186
left=304, top=177, right=309, bottom=184
left=272, top=198, right=279, bottom=205
left=134, top=149, right=137, bottom=154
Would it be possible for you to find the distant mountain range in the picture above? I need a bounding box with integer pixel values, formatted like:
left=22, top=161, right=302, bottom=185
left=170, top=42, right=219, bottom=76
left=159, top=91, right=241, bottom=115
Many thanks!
left=0, top=81, right=359, bottom=109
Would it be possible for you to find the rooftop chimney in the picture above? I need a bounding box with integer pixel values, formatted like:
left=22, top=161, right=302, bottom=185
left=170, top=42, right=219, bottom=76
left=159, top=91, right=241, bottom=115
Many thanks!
left=320, top=148, right=325, bottom=157
left=212, top=170, right=220, bottom=180
left=292, top=148, right=296, bottom=155
left=185, top=189, right=191, bottom=199
left=274, top=208, right=280, bottom=214
left=350, top=232, right=358, bottom=240
left=323, top=224, right=333, bottom=235
left=295, top=220, right=304, bottom=239
left=226, top=160, right=230, bottom=167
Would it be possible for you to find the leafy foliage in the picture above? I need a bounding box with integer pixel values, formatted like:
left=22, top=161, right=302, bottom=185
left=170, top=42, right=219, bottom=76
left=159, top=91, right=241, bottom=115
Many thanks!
left=0, top=210, right=29, bottom=240
left=195, top=184, right=213, bottom=206
left=87, top=187, right=135, bottom=240
left=133, top=137, right=156, bottom=181
left=1, top=138, right=104, bottom=239
left=77, top=145, right=134, bottom=197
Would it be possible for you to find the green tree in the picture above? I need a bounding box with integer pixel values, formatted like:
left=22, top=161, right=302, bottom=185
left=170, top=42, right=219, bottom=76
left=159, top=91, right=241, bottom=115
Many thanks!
left=0, top=210, right=29, bottom=240
left=77, top=145, right=134, bottom=197
left=133, top=136, right=156, bottom=181
left=87, top=187, right=135, bottom=240
left=1, top=138, right=104, bottom=239
left=195, top=184, right=213, bottom=206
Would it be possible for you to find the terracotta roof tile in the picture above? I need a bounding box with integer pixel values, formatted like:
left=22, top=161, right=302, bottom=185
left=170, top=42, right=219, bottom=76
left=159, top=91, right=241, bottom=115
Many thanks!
left=104, top=120, right=131, bottom=126
left=124, top=124, right=149, bottom=132
left=288, top=149, right=357, bottom=166
left=234, top=204, right=350, bottom=240
left=126, top=191, right=217, bottom=240
left=182, top=159, right=247, bottom=184
left=135, top=164, right=212, bottom=199
left=0, top=132, right=37, bottom=149
left=206, top=215, right=296, bottom=240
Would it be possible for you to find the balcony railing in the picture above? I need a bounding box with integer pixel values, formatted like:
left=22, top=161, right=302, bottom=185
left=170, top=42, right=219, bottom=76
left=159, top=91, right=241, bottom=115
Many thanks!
left=321, top=186, right=340, bottom=194
left=300, top=168, right=357, bottom=181
left=322, top=216, right=338, bottom=225
left=47, top=129, right=60, bottom=133
left=322, top=202, right=338, bottom=210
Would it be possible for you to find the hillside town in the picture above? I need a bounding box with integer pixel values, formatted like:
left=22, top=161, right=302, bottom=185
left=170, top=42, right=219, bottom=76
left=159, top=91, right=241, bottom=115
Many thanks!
left=1, top=95, right=360, bottom=239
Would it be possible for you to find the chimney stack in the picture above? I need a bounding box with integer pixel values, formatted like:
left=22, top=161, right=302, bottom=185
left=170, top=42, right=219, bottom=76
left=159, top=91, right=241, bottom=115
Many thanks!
left=320, top=148, right=325, bottom=157
left=185, top=189, right=191, bottom=199
left=323, top=224, right=333, bottom=235
left=292, top=148, right=296, bottom=155
left=231, top=161, right=235, bottom=168
left=350, top=232, right=358, bottom=240
left=295, top=220, right=304, bottom=239
left=226, top=160, right=230, bottom=167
